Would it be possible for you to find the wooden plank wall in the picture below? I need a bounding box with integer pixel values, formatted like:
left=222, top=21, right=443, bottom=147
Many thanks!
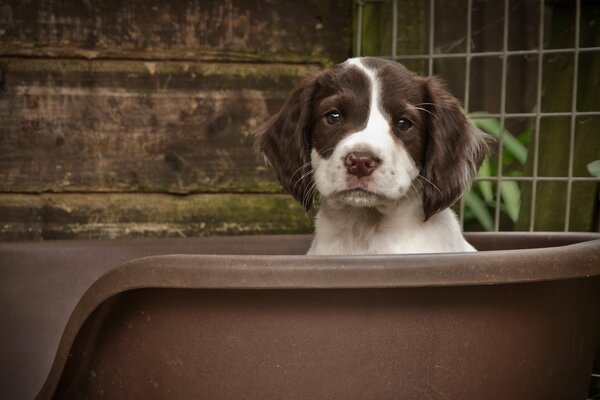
left=0, top=0, right=353, bottom=240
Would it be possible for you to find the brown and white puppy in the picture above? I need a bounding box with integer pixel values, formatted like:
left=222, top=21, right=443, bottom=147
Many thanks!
left=256, top=57, right=488, bottom=255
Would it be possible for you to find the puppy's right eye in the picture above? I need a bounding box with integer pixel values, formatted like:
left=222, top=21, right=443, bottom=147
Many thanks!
left=325, top=111, right=342, bottom=125
left=396, top=117, right=412, bottom=131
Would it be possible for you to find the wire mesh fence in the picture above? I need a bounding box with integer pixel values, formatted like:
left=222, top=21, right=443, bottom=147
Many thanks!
left=355, top=0, right=600, bottom=232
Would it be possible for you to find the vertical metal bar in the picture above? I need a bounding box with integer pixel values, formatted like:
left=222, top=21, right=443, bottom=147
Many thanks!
left=459, top=196, right=466, bottom=229
left=356, top=1, right=364, bottom=56
left=392, top=0, right=398, bottom=58
left=494, top=0, right=510, bottom=231
left=428, top=0, right=435, bottom=76
left=464, top=0, right=473, bottom=112
left=565, top=0, right=580, bottom=231
left=529, top=0, right=545, bottom=231
left=460, top=0, right=473, bottom=230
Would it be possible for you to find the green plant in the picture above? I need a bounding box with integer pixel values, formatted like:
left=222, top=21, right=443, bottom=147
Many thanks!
left=587, top=160, right=600, bottom=177
left=464, top=113, right=530, bottom=231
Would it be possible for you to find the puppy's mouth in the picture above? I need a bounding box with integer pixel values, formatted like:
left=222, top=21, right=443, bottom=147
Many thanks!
left=334, top=187, right=391, bottom=207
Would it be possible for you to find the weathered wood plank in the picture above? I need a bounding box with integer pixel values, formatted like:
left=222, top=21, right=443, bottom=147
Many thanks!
left=0, top=193, right=313, bottom=241
left=0, top=0, right=352, bottom=64
left=0, top=59, right=317, bottom=194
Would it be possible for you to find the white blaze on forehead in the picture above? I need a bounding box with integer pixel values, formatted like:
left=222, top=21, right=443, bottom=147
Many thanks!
left=340, top=58, right=392, bottom=153
left=345, top=58, right=386, bottom=133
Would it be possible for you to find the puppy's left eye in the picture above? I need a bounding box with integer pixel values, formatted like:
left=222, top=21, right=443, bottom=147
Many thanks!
left=396, top=118, right=412, bottom=131
left=325, top=111, right=342, bottom=125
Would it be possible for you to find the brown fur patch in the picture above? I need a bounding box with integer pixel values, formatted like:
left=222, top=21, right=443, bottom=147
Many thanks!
left=255, top=73, right=320, bottom=210
left=421, top=76, right=489, bottom=220
left=311, top=65, right=371, bottom=158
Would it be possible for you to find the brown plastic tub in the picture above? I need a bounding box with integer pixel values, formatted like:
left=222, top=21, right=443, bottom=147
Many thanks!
left=1, top=233, right=599, bottom=400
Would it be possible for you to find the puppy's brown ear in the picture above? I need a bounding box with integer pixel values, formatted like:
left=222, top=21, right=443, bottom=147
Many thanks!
left=421, top=77, right=489, bottom=220
left=255, top=74, right=320, bottom=210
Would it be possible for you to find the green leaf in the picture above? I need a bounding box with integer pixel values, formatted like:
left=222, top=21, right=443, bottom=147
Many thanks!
left=464, top=191, right=494, bottom=231
left=587, top=160, right=600, bottom=177
left=477, top=158, right=494, bottom=202
left=469, top=114, right=528, bottom=165
left=517, top=124, right=533, bottom=145
left=500, top=181, right=520, bottom=222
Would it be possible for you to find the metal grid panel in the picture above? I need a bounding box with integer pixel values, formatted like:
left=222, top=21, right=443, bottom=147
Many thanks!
left=355, top=0, right=600, bottom=232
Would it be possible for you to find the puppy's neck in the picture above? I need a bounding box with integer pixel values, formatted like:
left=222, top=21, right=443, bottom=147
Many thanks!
left=319, top=194, right=425, bottom=228
left=310, top=194, right=429, bottom=254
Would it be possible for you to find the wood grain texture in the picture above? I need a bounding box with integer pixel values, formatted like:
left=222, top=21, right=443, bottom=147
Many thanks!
left=0, top=59, right=318, bottom=194
left=0, top=0, right=353, bottom=240
left=0, top=193, right=313, bottom=241
left=0, top=0, right=352, bottom=64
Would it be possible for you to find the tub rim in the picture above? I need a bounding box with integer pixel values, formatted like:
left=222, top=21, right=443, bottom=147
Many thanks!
left=34, top=232, right=600, bottom=400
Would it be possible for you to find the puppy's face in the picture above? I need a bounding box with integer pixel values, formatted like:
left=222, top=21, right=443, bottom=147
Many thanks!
left=310, top=58, right=426, bottom=209
left=256, top=57, right=487, bottom=220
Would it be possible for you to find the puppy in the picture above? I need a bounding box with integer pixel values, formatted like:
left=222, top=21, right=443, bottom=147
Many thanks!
left=256, top=57, right=488, bottom=255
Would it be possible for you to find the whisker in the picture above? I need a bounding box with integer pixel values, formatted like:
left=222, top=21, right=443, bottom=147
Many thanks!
left=307, top=182, right=318, bottom=203
left=413, top=106, right=439, bottom=120
left=302, top=181, right=319, bottom=217
left=292, top=169, right=314, bottom=196
left=302, top=181, right=318, bottom=221
left=412, top=102, right=437, bottom=108
left=409, top=188, right=416, bottom=200
left=416, top=180, right=424, bottom=194
left=302, top=179, right=317, bottom=205
left=290, top=162, right=311, bottom=180
left=288, top=161, right=312, bottom=187
left=408, top=182, right=419, bottom=199
left=303, top=205, right=312, bottom=223
left=311, top=192, right=320, bottom=211
left=418, top=175, right=442, bottom=195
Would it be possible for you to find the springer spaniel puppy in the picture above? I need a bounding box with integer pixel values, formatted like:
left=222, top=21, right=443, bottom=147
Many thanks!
left=256, top=57, right=488, bottom=255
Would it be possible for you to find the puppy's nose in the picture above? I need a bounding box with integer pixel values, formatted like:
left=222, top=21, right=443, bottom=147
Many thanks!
left=345, top=151, right=380, bottom=177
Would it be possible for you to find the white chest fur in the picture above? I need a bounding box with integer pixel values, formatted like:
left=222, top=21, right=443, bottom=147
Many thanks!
left=307, top=196, right=475, bottom=255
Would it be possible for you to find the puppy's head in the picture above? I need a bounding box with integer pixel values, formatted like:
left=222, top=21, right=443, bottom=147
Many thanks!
left=256, top=57, right=488, bottom=220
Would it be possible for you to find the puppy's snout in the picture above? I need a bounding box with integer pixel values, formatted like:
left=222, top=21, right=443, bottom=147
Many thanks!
left=345, top=151, right=380, bottom=177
